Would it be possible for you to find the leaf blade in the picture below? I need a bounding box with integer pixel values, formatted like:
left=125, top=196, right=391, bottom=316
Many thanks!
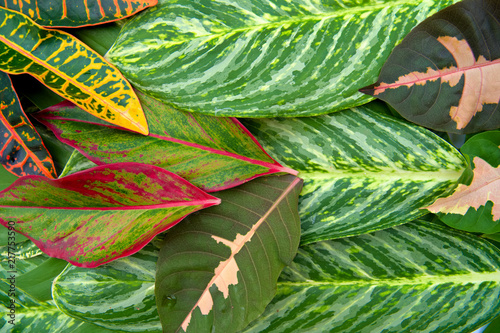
left=0, top=71, right=56, bottom=178
left=0, top=163, right=220, bottom=267
left=0, top=7, right=148, bottom=135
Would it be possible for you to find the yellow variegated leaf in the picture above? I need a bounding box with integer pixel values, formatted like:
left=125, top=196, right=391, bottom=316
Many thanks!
left=0, top=7, right=148, bottom=135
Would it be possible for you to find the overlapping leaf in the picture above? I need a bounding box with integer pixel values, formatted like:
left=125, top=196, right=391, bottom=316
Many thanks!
left=1, top=0, right=157, bottom=27
left=34, top=92, right=297, bottom=192
left=241, top=221, right=500, bottom=333
left=53, top=242, right=161, bottom=332
left=0, top=163, right=220, bottom=267
left=106, top=0, right=457, bottom=117
left=0, top=71, right=56, bottom=178
left=0, top=7, right=148, bottom=135
left=242, top=102, right=467, bottom=243
left=361, top=0, right=500, bottom=134
left=156, top=175, right=302, bottom=333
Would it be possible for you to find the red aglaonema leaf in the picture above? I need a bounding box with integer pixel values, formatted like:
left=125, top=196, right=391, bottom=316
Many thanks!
left=0, top=71, right=56, bottom=178
left=361, top=0, right=500, bottom=134
left=426, top=157, right=500, bottom=220
left=0, top=162, right=220, bottom=267
left=1, top=0, right=157, bottom=27
left=34, top=91, right=297, bottom=192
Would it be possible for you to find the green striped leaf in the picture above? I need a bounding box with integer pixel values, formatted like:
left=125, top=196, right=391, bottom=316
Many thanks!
left=0, top=163, right=220, bottom=267
left=241, top=221, right=500, bottom=333
left=0, top=7, right=148, bottom=135
left=106, top=0, right=458, bottom=117
left=1, top=0, right=157, bottom=27
left=34, top=92, right=297, bottom=192
left=53, top=242, right=161, bottom=332
left=0, top=71, right=56, bottom=178
left=361, top=0, right=500, bottom=134
left=242, top=102, right=467, bottom=243
left=156, top=175, right=302, bottom=333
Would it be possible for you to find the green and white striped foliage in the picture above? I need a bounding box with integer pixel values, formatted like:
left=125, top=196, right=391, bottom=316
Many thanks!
left=241, top=221, right=500, bottom=333
left=52, top=242, right=161, bottom=332
left=106, top=0, right=458, bottom=117
left=242, top=102, right=467, bottom=243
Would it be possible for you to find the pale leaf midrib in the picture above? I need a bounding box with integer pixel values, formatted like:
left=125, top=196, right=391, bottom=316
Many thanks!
left=278, top=270, right=500, bottom=288
left=128, top=0, right=420, bottom=47
left=300, top=168, right=464, bottom=182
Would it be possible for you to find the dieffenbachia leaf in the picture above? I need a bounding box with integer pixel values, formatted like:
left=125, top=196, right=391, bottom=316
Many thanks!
left=426, top=157, right=500, bottom=230
left=1, top=0, right=157, bottom=27
left=0, top=7, right=148, bottom=135
left=34, top=92, right=297, bottom=192
left=242, top=102, right=467, bottom=243
left=53, top=242, right=161, bottom=332
left=0, top=71, right=56, bottom=178
left=106, top=0, right=457, bottom=117
left=361, top=0, right=500, bottom=134
left=156, top=175, right=302, bottom=333
left=0, top=163, right=220, bottom=267
left=0, top=275, right=127, bottom=332
left=241, top=221, right=500, bottom=333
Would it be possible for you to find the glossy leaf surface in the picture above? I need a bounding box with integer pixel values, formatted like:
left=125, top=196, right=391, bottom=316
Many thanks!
left=156, top=175, right=302, bottom=333
left=0, top=71, right=56, bottom=178
left=243, top=102, right=466, bottom=243
left=1, top=0, right=157, bottom=27
left=242, top=221, right=500, bottom=333
left=53, top=242, right=161, bottom=332
left=34, top=92, right=296, bottom=192
left=361, top=0, right=500, bottom=134
left=0, top=7, right=148, bottom=135
left=0, top=163, right=220, bottom=267
left=106, top=0, right=457, bottom=117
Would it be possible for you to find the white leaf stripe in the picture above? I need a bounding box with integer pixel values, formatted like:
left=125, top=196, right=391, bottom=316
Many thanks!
left=242, top=221, right=500, bottom=332
left=107, top=0, right=458, bottom=117
left=242, top=103, right=467, bottom=243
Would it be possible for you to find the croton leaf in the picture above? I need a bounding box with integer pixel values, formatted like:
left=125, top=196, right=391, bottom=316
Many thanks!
left=426, top=157, right=500, bottom=230
left=0, top=71, right=56, bottom=178
left=1, top=0, right=157, bottom=27
left=361, top=0, right=500, bottom=134
left=105, top=0, right=457, bottom=117
left=0, top=7, right=148, bottom=135
left=242, top=101, right=466, bottom=243
left=156, top=175, right=302, bottom=333
left=241, top=221, right=500, bottom=333
left=34, top=91, right=297, bottom=192
left=0, top=163, right=220, bottom=267
left=53, top=242, right=161, bottom=332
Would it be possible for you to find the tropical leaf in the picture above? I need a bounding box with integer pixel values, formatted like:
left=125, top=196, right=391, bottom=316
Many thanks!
left=106, top=0, right=457, bottom=117
left=426, top=157, right=500, bottom=231
left=0, top=71, right=56, bottom=178
left=0, top=7, right=148, bottom=135
left=53, top=242, right=161, bottom=332
left=1, top=0, right=157, bottom=27
left=0, top=163, right=220, bottom=267
left=156, top=175, right=302, bottom=333
left=59, top=150, right=97, bottom=178
left=361, top=0, right=500, bottom=134
left=242, top=102, right=467, bottom=243
left=241, top=220, right=500, bottom=333
left=34, top=92, right=297, bottom=192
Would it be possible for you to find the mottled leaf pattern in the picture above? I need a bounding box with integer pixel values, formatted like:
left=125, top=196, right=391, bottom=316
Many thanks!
left=53, top=242, right=161, bottom=332
left=35, top=92, right=297, bottom=192
left=106, top=0, right=457, bottom=117
left=361, top=0, right=500, bottom=134
left=156, top=175, right=302, bottom=333
left=242, top=102, right=467, bottom=243
left=1, top=0, right=157, bottom=27
left=242, top=221, right=500, bottom=333
left=0, top=7, right=148, bottom=135
left=0, top=163, right=220, bottom=267
left=0, top=71, right=56, bottom=178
